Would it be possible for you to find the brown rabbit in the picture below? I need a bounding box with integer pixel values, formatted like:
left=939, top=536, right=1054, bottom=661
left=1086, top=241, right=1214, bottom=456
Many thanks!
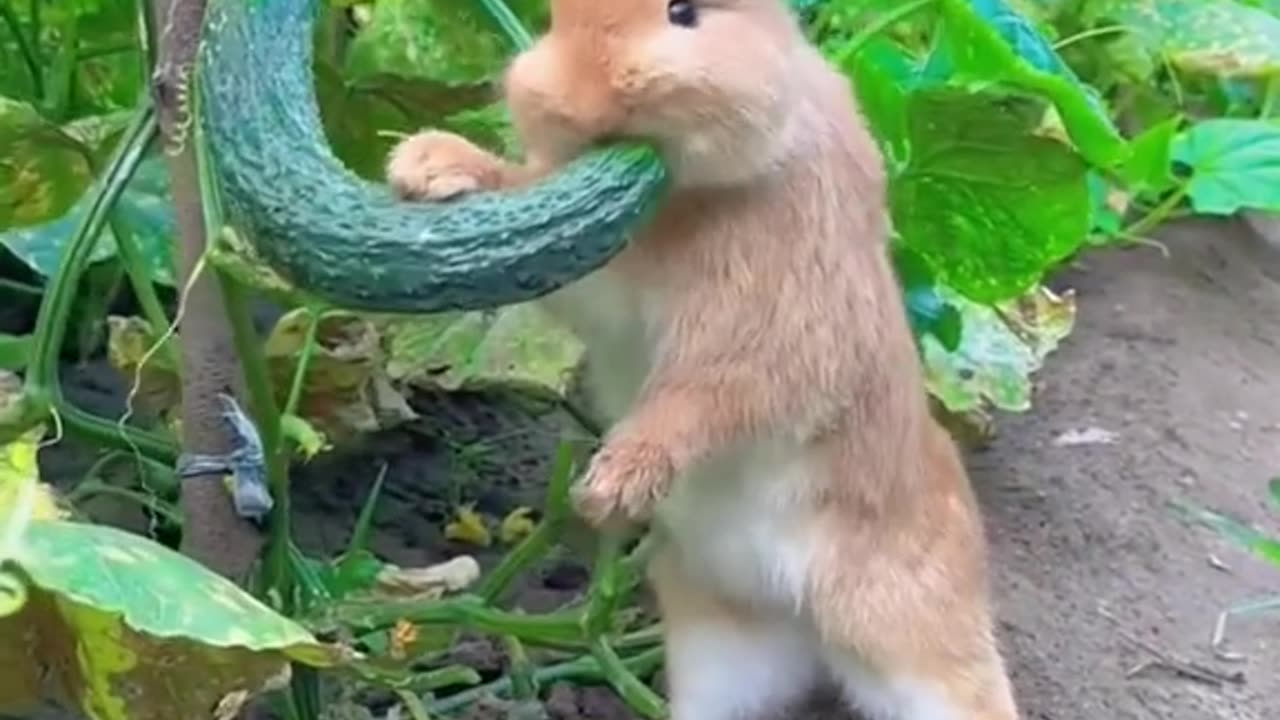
left=386, top=1, right=1020, bottom=718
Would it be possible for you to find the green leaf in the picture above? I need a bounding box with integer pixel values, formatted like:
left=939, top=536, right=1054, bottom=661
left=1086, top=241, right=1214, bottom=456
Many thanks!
left=319, top=549, right=387, bottom=600
left=18, top=0, right=143, bottom=116
left=1084, top=0, right=1280, bottom=78
left=344, top=0, right=544, bottom=86
left=842, top=36, right=917, bottom=170
left=1177, top=502, right=1280, bottom=568
left=0, top=334, right=32, bottom=372
left=1119, top=116, right=1180, bottom=195
left=348, top=469, right=386, bottom=559
left=0, top=97, right=94, bottom=229
left=0, top=154, right=178, bottom=285
left=890, top=89, right=1092, bottom=303
left=0, top=519, right=346, bottom=720
left=382, top=303, right=585, bottom=396
left=315, top=58, right=500, bottom=180
left=1172, top=119, right=1280, bottom=215
left=1269, top=476, right=1280, bottom=510
left=262, top=310, right=419, bottom=443
left=923, top=284, right=1075, bottom=412
left=929, top=0, right=1129, bottom=168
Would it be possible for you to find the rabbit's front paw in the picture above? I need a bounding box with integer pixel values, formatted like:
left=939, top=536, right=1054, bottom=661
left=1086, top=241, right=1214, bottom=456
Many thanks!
left=572, top=439, right=675, bottom=528
left=386, top=130, right=503, bottom=201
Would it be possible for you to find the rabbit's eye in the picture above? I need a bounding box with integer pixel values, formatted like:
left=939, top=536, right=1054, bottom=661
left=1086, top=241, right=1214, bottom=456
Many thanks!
left=667, top=0, right=698, bottom=27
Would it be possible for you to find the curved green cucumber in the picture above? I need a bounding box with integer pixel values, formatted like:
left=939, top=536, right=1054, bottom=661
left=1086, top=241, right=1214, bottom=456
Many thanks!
left=196, top=0, right=669, bottom=314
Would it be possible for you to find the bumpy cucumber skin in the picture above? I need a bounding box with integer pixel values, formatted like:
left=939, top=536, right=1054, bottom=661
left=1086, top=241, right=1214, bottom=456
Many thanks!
left=196, top=0, right=668, bottom=314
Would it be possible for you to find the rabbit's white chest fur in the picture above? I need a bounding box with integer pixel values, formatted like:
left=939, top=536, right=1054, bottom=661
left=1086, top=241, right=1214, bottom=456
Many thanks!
left=540, top=269, right=815, bottom=612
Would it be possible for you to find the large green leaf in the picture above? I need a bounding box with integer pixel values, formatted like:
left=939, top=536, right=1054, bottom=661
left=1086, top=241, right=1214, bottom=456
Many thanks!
left=0, top=154, right=177, bottom=285
left=928, top=0, right=1129, bottom=168
left=62, top=0, right=145, bottom=118
left=343, top=0, right=546, bottom=85
left=890, top=89, right=1092, bottom=302
left=1085, top=0, right=1280, bottom=78
left=1172, top=119, right=1280, bottom=214
left=322, top=0, right=540, bottom=178
left=0, top=520, right=347, bottom=720
left=315, top=59, right=502, bottom=180
left=0, top=97, right=94, bottom=229
left=0, top=0, right=143, bottom=118
left=842, top=36, right=917, bottom=170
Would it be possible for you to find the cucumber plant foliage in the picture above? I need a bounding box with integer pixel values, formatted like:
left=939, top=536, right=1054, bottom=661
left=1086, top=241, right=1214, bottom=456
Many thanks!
left=1, top=0, right=1280, bottom=719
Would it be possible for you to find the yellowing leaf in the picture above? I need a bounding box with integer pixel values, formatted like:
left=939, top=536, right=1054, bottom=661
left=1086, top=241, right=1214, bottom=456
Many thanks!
left=923, top=284, right=1076, bottom=413
left=106, top=308, right=419, bottom=448
left=389, top=619, right=418, bottom=661
left=0, top=520, right=347, bottom=720
left=265, top=309, right=417, bottom=444
left=1085, top=0, right=1280, bottom=78
left=444, top=505, right=492, bottom=547
left=0, top=425, right=66, bottom=526
left=106, top=315, right=181, bottom=423
left=375, top=556, right=480, bottom=599
left=381, top=303, right=585, bottom=396
left=499, top=506, right=537, bottom=544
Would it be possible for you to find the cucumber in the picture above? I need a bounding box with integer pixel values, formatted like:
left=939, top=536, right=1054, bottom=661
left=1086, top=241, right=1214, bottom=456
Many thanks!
left=196, top=0, right=668, bottom=314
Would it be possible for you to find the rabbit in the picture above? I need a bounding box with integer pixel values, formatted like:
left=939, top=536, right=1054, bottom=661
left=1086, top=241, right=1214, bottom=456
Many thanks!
left=386, top=1, right=1020, bottom=718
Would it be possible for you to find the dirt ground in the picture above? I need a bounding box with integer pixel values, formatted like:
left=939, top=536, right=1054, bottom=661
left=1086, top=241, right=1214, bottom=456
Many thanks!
left=969, top=217, right=1280, bottom=720
left=26, top=215, right=1280, bottom=720
left=715, top=216, right=1280, bottom=720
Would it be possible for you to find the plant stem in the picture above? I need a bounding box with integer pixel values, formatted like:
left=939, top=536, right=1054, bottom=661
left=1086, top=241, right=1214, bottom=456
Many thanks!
left=28, top=0, right=41, bottom=63
left=584, top=531, right=628, bottom=637
left=1261, top=76, right=1279, bottom=120
left=1122, top=184, right=1190, bottom=239
left=428, top=647, right=664, bottom=715
left=65, top=479, right=183, bottom=525
left=505, top=635, right=538, bottom=700
left=60, top=401, right=177, bottom=463
left=26, top=106, right=155, bottom=410
left=476, top=0, right=534, bottom=51
left=136, top=0, right=157, bottom=73
left=0, top=278, right=45, bottom=297
left=1052, top=25, right=1130, bottom=51
left=109, top=217, right=179, bottom=369
left=478, top=440, right=576, bottom=602
left=834, top=0, right=938, bottom=67
left=282, top=308, right=320, bottom=419
left=0, top=102, right=177, bottom=465
left=78, top=43, right=139, bottom=61
left=217, top=271, right=293, bottom=605
left=314, top=595, right=588, bottom=646
left=396, top=691, right=433, bottom=720
left=0, top=3, right=45, bottom=100
left=590, top=637, right=667, bottom=719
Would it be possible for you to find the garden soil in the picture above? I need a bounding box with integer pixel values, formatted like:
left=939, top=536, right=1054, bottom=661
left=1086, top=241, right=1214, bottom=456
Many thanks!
left=29, top=216, right=1280, bottom=720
